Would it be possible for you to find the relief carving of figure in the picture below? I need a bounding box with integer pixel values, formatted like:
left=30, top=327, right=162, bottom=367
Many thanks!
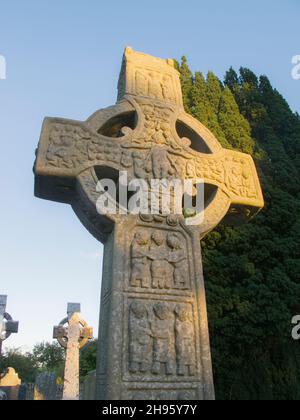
left=148, top=72, right=163, bottom=100
left=133, top=152, right=151, bottom=181
left=150, top=147, right=175, bottom=179
left=149, top=232, right=173, bottom=289
left=121, top=150, right=133, bottom=168
left=151, top=302, right=176, bottom=375
left=130, top=232, right=151, bottom=288
left=161, top=76, right=174, bottom=102
left=130, top=230, right=190, bottom=291
left=186, top=160, right=196, bottom=178
left=175, top=305, right=196, bottom=376
left=240, top=159, right=256, bottom=198
left=167, top=233, right=188, bottom=289
left=129, top=302, right=152, bottom=373
left=136, top=70, right=149, bottom=97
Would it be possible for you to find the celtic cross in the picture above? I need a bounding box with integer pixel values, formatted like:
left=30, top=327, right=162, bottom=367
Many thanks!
left=35, top=48, right=263, bottom=400
left=53, top=303, right=93, bottom=400
left=0, top=295, right=19, bottom=356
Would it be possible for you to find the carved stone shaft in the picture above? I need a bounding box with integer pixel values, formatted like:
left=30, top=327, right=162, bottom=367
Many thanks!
left=63, top=312, right=81, bottom=400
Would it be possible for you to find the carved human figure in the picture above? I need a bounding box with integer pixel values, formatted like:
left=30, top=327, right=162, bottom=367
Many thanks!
left=151, top=147, right=175, bottom=179
left=149, top=232, right=173, bottom=289
left=161, top=76, right=174, bottom=102
left=129, top=302, right=152, bottom=373
left=186, top=160, right=196, bottom=178
left=121, top=150, right=133, bottom=168
left=130, top=231, right=151, bottom=288
left=148, top=72, right=163, bottom=99
left=132, top=152, right=152, bottom=182
left=240, top=159, right=256, bottom=198
left=136, top=70, right=149, bottom=96
left=151, top=302, right=176, bottom=375
left=225, top=158, right=243, bottom=196
left=174, top=305, right=196, bottom=376
left=167, top=233, right=188, bottom=289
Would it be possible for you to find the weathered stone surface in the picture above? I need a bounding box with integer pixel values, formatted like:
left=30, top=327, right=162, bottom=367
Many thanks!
left=34, top=48, right=264, bottom=400
left=34, top=373, right=62, bottom=400
left=82, top=370, right=96, bottom=400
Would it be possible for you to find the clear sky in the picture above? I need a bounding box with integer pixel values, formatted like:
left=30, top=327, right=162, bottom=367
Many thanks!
left=0, top=0, right=299, bottom=351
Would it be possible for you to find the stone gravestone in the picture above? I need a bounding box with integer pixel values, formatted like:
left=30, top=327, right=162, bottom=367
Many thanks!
left=34, top=372, right=62, bottom=401
left=18, top=383, right=35, bottom=401
left=53, top=303, right=93, bottom=400
left=0, top=368, right=21, bottom=400
left=34, top=48, right=264, bottom=400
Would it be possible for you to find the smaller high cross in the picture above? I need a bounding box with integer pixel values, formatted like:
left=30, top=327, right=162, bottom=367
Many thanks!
left=53, top=303, right=93, bottom=400
left=0, top=295, right=19, bottom=357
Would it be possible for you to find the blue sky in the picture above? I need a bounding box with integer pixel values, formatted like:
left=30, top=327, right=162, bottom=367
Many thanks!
left=0, top=0, right=299, bottom=351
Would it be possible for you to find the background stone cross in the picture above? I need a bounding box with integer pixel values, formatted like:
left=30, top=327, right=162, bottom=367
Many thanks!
left=0, top=295, right=19, bottom=356
left=35, top=48, right=264, bottom=400
left=53, top=303, right=93, bottom=400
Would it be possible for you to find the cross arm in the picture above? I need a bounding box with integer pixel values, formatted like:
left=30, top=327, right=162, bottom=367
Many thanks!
left=53, top=325, right=68, bottom=340
left=5, top=320, right=19, bottom=334
left=34, top=117, right=94, bottom=203
left=34, top=100, right=135, bottom=205
left=189, top=149, right=264, bottom=223
left=80, top=327, right=93, bottom=340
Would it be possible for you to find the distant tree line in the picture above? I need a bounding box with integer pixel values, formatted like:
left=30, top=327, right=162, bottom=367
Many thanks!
left=0, top=340, right=97, bottom=383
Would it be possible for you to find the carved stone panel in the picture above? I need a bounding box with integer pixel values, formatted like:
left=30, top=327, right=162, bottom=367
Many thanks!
left=129, top=228, right=190, bottom=292
left=126, top=299, right=197, bottom=380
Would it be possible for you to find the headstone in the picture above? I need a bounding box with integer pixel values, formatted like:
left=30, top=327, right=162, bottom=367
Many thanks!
left=53, top=303, right=93, bottom=400
left=0, top=368, right=21, bottom=400
left=18, top=383, right=35, bottom=400
left=34, top=373, right=62, bottom=401
left=34, top=48, right=264, bottom=400
left=82, top=370, right=96, bottom=400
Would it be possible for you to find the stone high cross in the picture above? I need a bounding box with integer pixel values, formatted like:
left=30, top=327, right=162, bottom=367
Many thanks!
left=34, top=48, right=264, bottom=400
left=53, top=303, right=93, bottom=400
left=0, top=295, right=19, bottom=356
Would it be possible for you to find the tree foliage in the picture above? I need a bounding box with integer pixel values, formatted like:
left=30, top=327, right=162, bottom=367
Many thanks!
left=0, top=340, right=98, bottom=384
left=79, top=340, right=97, bottom=381
left=0, top=342, right=65, bottom=383
left=0, top=348, right=37, bottom=383
left=179, top=58, right=300, bottom=400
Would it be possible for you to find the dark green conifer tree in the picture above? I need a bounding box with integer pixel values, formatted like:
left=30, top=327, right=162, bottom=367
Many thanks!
left=178, top=58, right=300, bottom=400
